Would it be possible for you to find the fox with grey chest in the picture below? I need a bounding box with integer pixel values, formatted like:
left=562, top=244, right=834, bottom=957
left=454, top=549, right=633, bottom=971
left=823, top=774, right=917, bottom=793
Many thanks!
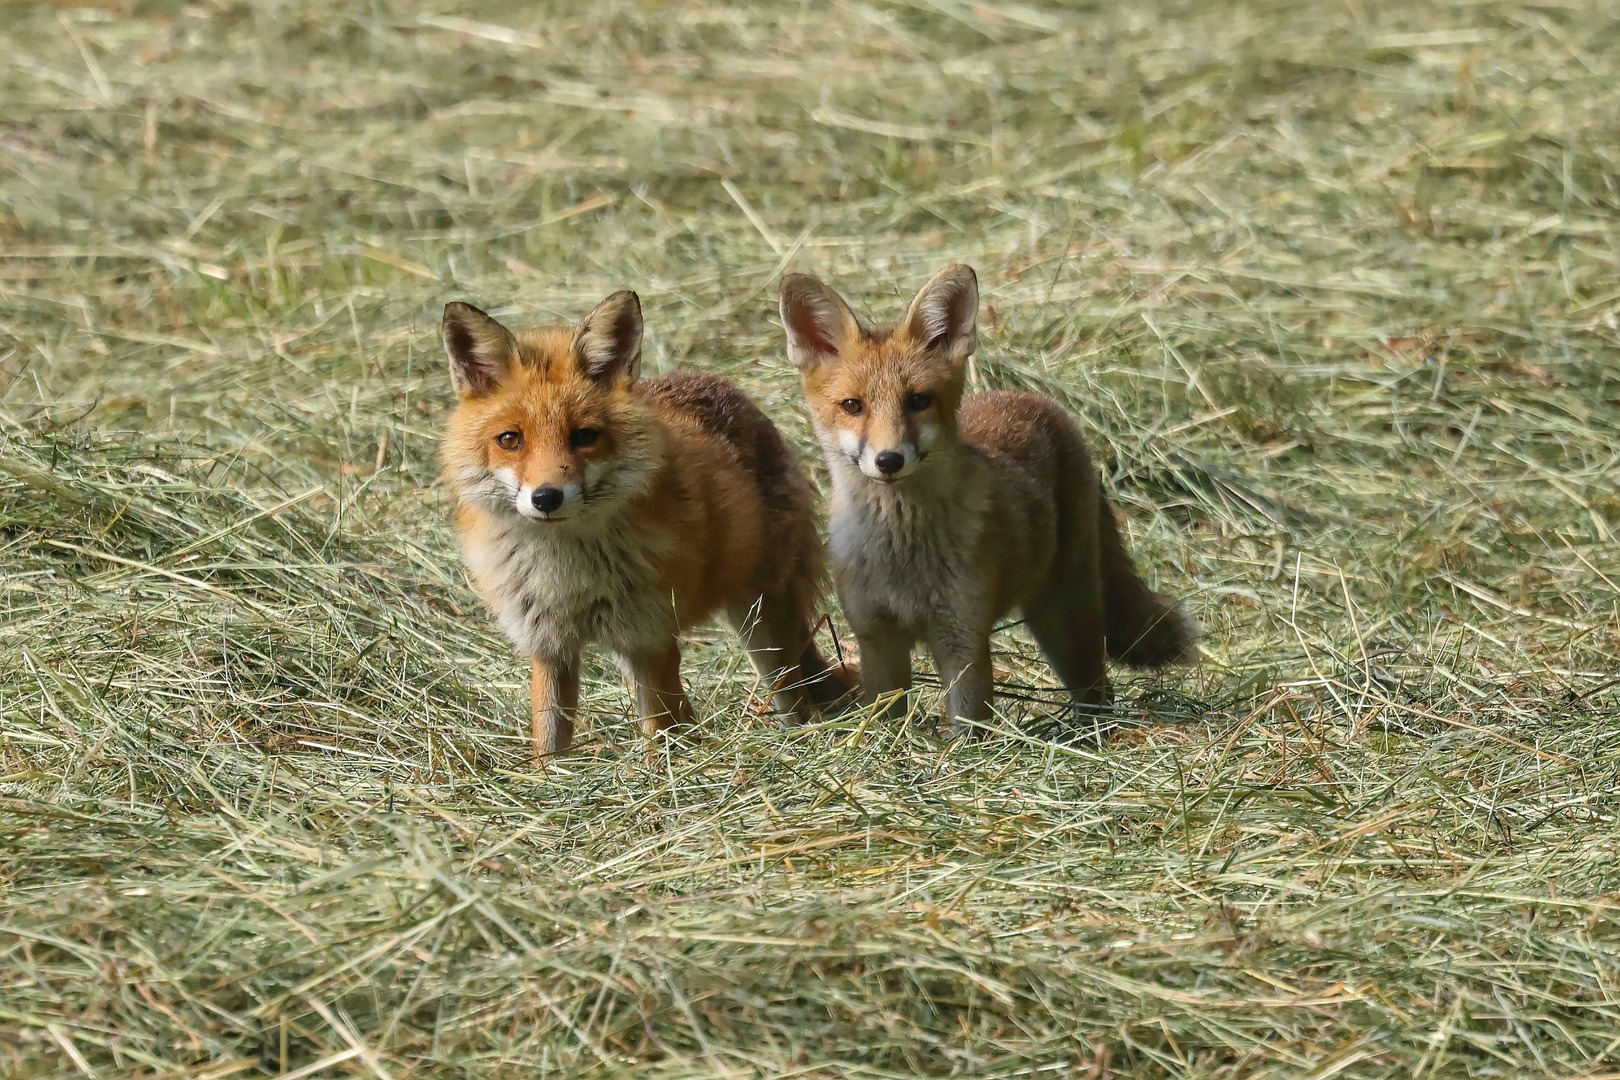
left=781, top=264, right=1199, bottom=736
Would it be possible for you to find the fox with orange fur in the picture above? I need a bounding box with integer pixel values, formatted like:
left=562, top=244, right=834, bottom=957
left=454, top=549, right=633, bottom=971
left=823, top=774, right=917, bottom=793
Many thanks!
left=779, top=264, right=1197, bottom=736
left=440, top=291, right=853, bottom=760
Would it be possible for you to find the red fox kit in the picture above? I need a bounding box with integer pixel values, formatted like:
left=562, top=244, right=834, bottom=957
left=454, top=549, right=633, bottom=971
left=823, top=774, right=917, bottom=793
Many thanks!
left=779, top=264, right=1196, bottom=735
left=440, top=291, right=853, bottom=760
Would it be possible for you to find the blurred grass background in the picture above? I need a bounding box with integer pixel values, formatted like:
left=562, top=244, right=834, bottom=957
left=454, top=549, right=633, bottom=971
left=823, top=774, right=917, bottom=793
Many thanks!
left=3, top=1, right=1619, bottom=1076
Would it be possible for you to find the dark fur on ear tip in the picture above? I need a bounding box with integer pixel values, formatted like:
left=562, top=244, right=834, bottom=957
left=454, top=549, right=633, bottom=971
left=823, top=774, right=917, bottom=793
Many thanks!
left=905, top=264, right=979, bottom=360
left=442, top=301, right=517, bottom=395
left=573, top=290, right=644, bottom=385
left=780, top=274, right=859, bottom=369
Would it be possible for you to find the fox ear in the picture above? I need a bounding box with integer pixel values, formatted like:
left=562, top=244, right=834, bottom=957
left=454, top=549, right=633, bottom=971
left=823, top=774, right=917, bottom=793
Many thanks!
left=904, top=263, right=978, bottom=362
left=780, top=274, right=861, bottom=370
left=572, top=290, right=643, bottom=386
left=443, top=302, right=519, bottom=396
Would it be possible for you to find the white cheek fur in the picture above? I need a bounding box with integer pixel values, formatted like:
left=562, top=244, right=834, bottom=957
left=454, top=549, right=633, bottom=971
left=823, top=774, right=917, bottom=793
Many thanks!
left=917, top=424, right=938, bottom=452
left=837, top=428, right=862, bottom=458
left=489, top=467, right=524, bottom=512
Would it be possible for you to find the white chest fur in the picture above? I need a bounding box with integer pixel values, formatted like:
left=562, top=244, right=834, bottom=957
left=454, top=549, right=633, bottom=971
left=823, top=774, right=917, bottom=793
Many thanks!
left=826, top=464, right=988, bottom=635
left=463, top=514, right=674, bottom=661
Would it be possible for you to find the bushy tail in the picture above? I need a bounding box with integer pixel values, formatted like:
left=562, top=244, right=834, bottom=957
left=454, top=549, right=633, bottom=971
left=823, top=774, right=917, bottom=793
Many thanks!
left=1098, top=488, right=1199, bottom=667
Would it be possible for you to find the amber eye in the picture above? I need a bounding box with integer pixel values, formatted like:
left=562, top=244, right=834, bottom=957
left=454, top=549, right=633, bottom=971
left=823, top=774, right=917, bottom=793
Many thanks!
left=570, top=428, right=599, bottom=449
left=495, top=430, right=522, bottom=451
left=839, top=398, right=864, bottom=416
left=905, top=392, right=933, bottom=412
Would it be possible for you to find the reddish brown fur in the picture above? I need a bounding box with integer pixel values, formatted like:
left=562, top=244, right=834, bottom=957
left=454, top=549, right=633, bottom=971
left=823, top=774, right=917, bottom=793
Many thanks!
left=781, top=265, right=1196, bottom=735
left=440, top=294, right=852, bottom=759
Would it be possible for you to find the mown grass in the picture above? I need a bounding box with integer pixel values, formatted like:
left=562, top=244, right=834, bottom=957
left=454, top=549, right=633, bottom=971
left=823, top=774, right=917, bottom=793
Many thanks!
left=3, top=1, right=1619, bottom=1076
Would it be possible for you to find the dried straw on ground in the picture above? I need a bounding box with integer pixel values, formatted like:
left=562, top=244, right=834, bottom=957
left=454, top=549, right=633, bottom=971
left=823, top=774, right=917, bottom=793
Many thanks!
left=2, top=1, right=1618, bottom=1077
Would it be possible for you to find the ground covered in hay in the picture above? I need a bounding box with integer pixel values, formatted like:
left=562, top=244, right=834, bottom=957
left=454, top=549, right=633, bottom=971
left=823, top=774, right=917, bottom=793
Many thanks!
left=3, top=1, right=1619, bottom=1077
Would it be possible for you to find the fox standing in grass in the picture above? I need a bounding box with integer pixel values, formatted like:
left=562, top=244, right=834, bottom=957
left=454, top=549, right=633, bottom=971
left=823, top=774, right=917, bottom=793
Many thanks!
left=440, top=291, right=853, bottom=760
left=780, top=264, right=1197, bottom=735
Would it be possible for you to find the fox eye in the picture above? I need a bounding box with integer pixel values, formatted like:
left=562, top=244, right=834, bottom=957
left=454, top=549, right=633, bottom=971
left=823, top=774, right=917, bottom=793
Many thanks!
left=570, top=427, right=599, bottom=448
left=905, top=392, right=934, bottom=412
left=495, top=431, right=522, bottom=451
left=839, top=398, right=864, bottom=416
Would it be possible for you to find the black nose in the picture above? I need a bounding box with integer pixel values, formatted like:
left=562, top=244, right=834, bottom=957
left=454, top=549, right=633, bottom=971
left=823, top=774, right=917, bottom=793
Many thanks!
left=531, top=486, right=565, bottom=514
left=873, top=451, right=905, bottom=476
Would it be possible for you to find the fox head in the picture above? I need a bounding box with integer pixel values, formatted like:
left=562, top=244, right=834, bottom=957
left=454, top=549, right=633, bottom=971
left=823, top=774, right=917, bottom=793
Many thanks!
left=438, top=291, right=659, bottom=525
left=780, top=264, right=978, bottom=486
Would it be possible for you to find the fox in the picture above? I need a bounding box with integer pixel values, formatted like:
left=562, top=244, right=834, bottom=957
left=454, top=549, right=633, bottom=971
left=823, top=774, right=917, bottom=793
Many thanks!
left=778, top=263, right=1197, bottom=736
left=439, top=290, right=855, bottom=760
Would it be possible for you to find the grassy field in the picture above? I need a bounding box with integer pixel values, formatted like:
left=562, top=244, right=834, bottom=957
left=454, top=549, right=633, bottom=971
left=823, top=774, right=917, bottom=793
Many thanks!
left=3, top=0, right=1619, bottom=1076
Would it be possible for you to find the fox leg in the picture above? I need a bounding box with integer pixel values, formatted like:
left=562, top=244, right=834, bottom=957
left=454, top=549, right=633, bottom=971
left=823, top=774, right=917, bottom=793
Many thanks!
left=930, top=630, right=995, bottom=738
left=1025, top=589, right=1112, bottom=710
left=531, top=652, right=581, bottom=761
left=617, top=642, right=698, bottom=747
left=727, top=596, right=817, bottom=725
left=855, top=619, right=913, bottom=720
left=797, top=639, right=860, bottom=714
left=777, top=603, right=860, bottom=715
left=1029, top=490, right=1113, bottom=710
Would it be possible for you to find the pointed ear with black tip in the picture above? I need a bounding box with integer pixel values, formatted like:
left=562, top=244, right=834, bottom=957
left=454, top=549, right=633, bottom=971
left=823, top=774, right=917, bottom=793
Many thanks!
left=779, top=274, right=861, bottom=370
left=443, top=302, right=520, bottom=396
left=571, top=290, right=643, bottom=386
left=904, top=263, right=979, bottom=362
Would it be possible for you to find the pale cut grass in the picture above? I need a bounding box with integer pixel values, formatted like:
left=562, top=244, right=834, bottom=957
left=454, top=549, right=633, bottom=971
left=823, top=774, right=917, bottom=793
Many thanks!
left=2, top=1, right=1620, bottom=1077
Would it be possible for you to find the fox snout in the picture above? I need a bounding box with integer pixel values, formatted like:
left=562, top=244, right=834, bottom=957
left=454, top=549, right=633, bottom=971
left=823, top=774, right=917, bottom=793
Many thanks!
left=839, top=427, right=922, bottom=482
left=529, top=486, right=565, bottom=515
left=835, top=416, right=940, bottom=483
left=480, top=454, right=587, bottom=522
left=515, top=477, right=582, bottom=521
left=873, top=450, right=906, bottom=477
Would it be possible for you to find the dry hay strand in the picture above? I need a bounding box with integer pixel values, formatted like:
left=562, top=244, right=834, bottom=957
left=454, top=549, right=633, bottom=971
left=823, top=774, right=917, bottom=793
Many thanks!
left=3, top=0, right=1619, bottom=1076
